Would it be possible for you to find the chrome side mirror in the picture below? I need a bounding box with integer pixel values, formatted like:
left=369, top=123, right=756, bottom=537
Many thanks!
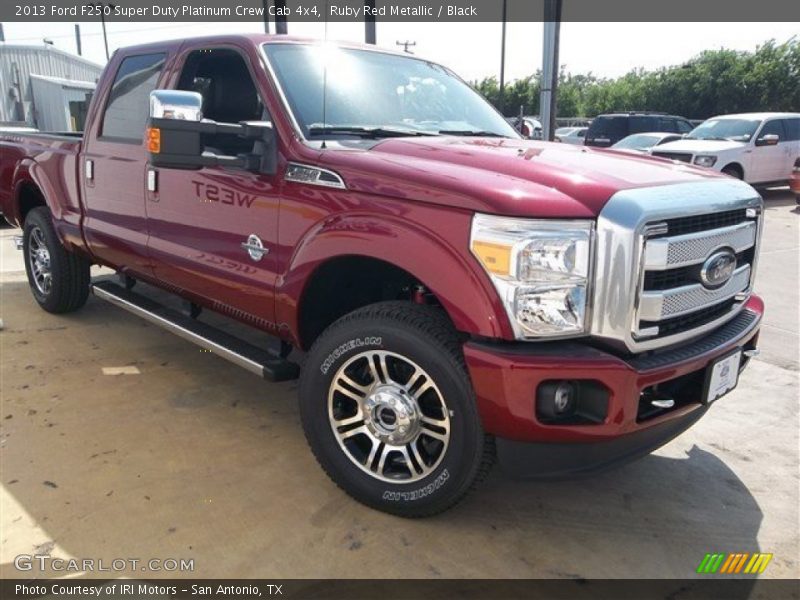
left=755, top=133, right=779, bottom=147
left=149, top=90, right=203, bottom=121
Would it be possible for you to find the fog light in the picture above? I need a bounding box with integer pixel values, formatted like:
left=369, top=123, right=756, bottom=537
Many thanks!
left=536, top=380, right=609, bottom=425
left=537, top=380, right=577, bottom=421
left=553, top=381, right=575, bottom=413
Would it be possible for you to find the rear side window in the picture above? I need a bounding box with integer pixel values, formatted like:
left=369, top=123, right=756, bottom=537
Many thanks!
left=676, top=120, right=693, bottom=133
left=101, top=53, right=166, bottom=142
left=589, top=116, right=627, bottom=138
left=629, top=116, right=659, bottom=134
left=658, top=118, right=678, bottom=133
left=781, top=118, right=800, bottom=141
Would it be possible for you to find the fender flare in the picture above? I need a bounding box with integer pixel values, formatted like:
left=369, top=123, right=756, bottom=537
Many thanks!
left=278, top=211, right=513, bottom=345
left=11, top=158, right=65, bottom=221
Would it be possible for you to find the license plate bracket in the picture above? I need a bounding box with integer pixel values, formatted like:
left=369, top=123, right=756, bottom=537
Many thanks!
left=703, top=348, right=742, bottom=404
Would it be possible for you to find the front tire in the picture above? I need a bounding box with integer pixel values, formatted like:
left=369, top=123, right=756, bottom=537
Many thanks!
left=299, top=302, right=493, bottom=517
left=722, top=165, right=743, bottom=180
left=23, top=207, right=91, bottom=313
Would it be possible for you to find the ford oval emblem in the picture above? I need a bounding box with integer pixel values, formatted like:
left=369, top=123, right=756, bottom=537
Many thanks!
left=700, top=249, right=737, bottom=289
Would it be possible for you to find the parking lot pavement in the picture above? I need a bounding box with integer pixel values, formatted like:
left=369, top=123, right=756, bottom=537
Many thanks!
left=0, top=191, right=797, bottom=580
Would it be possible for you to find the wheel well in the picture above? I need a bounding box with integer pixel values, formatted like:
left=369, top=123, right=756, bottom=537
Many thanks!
left=298, top=256, right=434, bottom=350
left=721, top=162, right=744, bottom=179
left=16, top=182, right=46, bottom=225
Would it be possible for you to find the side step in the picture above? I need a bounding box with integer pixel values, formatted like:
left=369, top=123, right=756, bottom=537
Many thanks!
left=92, top=280, right=300, bottom=382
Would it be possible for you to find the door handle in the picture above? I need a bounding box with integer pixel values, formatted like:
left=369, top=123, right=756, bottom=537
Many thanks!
left=147, top=169, right=158, bottom=193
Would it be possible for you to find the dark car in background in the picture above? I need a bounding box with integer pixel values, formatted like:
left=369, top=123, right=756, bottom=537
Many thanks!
left=585, top=112, right=694, bottom=147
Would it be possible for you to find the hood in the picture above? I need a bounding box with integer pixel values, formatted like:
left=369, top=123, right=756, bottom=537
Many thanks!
left=318, top=137, right=726, bottom=218
left=653, top=138, right=746, bottom=154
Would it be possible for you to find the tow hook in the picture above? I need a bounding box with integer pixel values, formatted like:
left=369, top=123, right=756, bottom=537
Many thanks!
left=12, top=235, right=23, bottom=251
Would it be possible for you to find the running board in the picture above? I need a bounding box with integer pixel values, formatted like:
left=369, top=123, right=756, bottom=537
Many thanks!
left=92, top=280, right=300, bottom=382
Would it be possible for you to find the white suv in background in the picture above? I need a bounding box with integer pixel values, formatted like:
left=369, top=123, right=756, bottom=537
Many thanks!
left=651, top=112, right=800, bottom=185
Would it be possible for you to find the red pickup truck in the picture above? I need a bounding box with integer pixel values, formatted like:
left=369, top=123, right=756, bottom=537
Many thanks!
left=1, top=35, right=764, bottom=516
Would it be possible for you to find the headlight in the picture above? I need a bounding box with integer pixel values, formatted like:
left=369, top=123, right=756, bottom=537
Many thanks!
left=694, top=155, right=718, bottom=167
left=470, top=214, right=593, bottom=339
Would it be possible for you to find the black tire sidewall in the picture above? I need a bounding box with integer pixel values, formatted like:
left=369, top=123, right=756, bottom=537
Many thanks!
left=722, top=166, right=743, bottom=180
left=23, top=209, right=59, bottom=310
left=300, top=311, right=484, bottom=515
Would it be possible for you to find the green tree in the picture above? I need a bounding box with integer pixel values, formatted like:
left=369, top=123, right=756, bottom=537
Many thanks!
left=472, top=38, right=799, bottom=119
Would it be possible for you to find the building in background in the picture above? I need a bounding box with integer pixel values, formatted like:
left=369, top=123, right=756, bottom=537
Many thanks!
left=0, top=44, right=104, bottom=131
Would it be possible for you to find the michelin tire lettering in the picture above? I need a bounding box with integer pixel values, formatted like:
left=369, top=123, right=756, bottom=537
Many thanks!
left=382, top=469, right=450, bottom=502
left=320, top=337, right=382, bottom=374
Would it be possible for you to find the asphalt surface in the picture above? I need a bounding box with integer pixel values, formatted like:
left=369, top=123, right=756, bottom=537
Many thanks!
left=0, top=189, right=797, bottom=579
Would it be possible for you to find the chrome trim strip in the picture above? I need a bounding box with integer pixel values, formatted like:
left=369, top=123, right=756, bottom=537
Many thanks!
left=92, top=285, right=264, bottom=376
left=285, top=162, right=346, bottom=189
left=638, top=265, right=750, bottom=321
left=592, top=179, right=763, bottom=353
left=644, top=221, right=756, bottom=270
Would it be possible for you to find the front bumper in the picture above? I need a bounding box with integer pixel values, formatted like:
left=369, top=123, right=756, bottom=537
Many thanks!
left=464, top=294, right=763, bottom=477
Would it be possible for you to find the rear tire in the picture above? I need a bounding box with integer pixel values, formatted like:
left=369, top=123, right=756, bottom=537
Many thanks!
left=23, top=207, right=91, bottom=313
left=299, top=301, right=493, bottom=517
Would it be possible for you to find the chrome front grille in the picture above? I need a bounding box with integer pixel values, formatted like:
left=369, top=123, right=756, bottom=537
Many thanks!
left=639, top=265, right=751, bottom=321
left=591, top=179, right=763, bottom=353
left=646, top=221, right=757, bottom=267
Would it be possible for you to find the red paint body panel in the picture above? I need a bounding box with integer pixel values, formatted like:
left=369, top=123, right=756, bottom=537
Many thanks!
left=465, top=296, right=763, bottom=443
left=790, top=169, right=800, bottom=195
left=0, top=34, right=765, bottom=451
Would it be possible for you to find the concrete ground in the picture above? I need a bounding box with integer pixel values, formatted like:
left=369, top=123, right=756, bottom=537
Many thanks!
left=0, top=190, right=797, bottom=580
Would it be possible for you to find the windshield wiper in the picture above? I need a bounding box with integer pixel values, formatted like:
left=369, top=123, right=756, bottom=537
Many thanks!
left=695, top=136, right=730, bottom=141
left=438, top=129, right=510, bottom=138
left=307, top=125, right=437, bottom=139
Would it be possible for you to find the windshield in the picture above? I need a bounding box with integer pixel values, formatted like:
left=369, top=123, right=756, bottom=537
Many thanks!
left=263, top=43, right=518, bottom=140
left=613, top=134, right=660, bottom=150
left=686, top=118, right=761, bottom=142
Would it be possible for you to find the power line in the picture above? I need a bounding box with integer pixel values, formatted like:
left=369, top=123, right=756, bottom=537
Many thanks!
left=3, top=23, right=194, bottom=43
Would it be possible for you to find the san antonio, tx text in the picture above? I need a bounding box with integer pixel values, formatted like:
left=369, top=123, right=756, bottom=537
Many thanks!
left=15, top=583, right=282, bottom=597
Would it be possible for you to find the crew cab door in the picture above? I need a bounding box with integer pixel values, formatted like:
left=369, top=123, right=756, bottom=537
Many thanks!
left=81, top=50, right=170, bottom=276
left=145, top=45, right=280, bottom=328
left=750, top=118, right=786, bottom=183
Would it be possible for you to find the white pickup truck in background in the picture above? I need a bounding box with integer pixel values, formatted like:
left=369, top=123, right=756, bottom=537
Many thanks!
left=651, top=112, right=800, bottom=185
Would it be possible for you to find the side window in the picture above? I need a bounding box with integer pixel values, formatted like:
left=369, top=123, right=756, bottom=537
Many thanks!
left=658, top=118, right=677, bottom=133
left=101, top=53, right=166, bottom=142
left=781, top=118, right=800, bottom=141
left=177, top=48, right=264, bottom=156
left=758, top=119, right=785, bottom=140
left=676, top=120, right=693, bottom=134
left=630, top=116, right=658, bottom=134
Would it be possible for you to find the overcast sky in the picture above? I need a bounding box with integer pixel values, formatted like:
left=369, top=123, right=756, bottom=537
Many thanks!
left=2, top=21, right=796, bottom=82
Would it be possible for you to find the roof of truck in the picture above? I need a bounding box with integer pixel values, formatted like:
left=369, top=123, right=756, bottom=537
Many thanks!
left=116, top=34, right=408, bottom=57
left=710, top=112, right=800, bottom=120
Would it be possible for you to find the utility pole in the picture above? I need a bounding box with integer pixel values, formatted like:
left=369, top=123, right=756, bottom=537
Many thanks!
left=365, top=0, right=376, bottom=44
left=74, top=24, right=83, bottom=56
left=261, top=0, right=271, bottom=33
left=89, top=3, right=115, bottom=60
left=396, top=40, right=416, bottom=54
left=498, top=0, right=507, bottom=115
left=539, top=0, right=562, bottom=141
left=274, top=0, right=288, bottom=34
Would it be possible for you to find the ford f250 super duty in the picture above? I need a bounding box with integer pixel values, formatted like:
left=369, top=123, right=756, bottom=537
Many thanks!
left=0, top=35, right=764, bottom=517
